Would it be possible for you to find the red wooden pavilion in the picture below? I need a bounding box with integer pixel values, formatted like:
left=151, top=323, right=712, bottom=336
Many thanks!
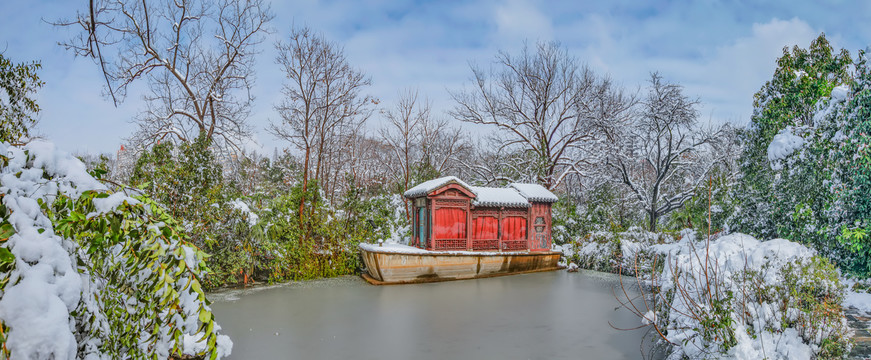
left=404, top=176, right=558, bottom=251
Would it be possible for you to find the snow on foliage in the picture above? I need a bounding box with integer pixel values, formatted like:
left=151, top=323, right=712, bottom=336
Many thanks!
left=566, top=227, right=673, bottom=275
left=766, top=127, right=805, bottom=170
left=645, top=233, right=849, bottom=359
left=385, top=194, right=411, bottom=245
left=0, top=141, right=92, bottom=359
left=830, top=85, right=849, bottom=103
left=0, top=140, right=231, bottom=359
left=229, top=198, right=259, bottom=226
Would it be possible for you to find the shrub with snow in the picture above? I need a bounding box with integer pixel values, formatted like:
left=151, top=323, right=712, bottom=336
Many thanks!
left=569, top=227, right=674, bottom=275
left=0, top=141, right=231, bottom=359
left=632, top=233, right=850, bottom=359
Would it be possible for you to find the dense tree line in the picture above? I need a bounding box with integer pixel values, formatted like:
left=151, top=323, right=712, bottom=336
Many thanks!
left=42, top=0, right=871, bottom=287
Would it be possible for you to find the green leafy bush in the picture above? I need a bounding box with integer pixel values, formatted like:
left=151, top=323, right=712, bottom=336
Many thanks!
left=0, top=141, right=230, bottom=359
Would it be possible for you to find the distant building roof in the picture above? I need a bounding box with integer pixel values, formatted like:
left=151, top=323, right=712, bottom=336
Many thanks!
left=404, top=176, right=474, bottom=198
left=509, top=183, right=558, bottom=203
left=470, top=186, right=529, bottom=208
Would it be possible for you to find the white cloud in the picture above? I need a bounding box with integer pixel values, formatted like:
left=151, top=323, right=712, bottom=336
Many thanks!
left=554, top=15, right=821, bottom=126
left=493, top=0, right=553, bottom=45
left=1, top=0, right=862, bottom=155
left=659, top=17, right=820, bottom=125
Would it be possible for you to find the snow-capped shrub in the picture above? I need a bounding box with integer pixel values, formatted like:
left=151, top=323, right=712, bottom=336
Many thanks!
left=634, top=233, right=850, bottom=359
left=569, top=227, right=675, bottom=275
left=0, top=141, right=231, bottom=359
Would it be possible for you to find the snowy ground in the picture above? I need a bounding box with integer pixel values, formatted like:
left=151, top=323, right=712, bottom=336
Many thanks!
left=843, top=284, right=871, bottom=359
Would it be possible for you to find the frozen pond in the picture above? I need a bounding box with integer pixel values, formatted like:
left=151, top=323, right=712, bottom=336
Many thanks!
left=209, top=270, right=654, bottom=359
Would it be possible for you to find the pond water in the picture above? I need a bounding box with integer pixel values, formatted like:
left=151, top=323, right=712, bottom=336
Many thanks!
left=209, top=270, right=655, bottom=360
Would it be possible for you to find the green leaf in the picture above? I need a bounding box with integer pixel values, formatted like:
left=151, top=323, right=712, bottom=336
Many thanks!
left=0, top=247, right=14, bottom=264
left=0, top=223, right=14, bottom=241
left=191, top=280, right=203, bottom=295
left=199, top=308, right=211, bottom=323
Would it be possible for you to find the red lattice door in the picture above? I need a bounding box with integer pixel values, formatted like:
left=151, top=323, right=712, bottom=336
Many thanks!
left=433, top=207, right=467, bottom=250
left=501, top=216, right=527, bottom=250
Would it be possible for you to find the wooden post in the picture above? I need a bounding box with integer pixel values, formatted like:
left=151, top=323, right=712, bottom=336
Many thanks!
left=466, top=201, right=472, bottom=251
left=428, top=198, right=434, bottom=250
left=498, top=207, right=503, bottom=252
left=527, top=204, right=533, bottom=250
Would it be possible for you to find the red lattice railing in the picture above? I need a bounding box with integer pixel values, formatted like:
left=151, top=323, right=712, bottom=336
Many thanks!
left=501, top=240, right=528, bottom=251
left=435, top=239, right=467, bottom=250
left=472, top=239, right=499, bottom=250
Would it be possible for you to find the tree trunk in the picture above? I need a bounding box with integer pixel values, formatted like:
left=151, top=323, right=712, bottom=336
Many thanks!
left=300, top=147, right=310, bottom=243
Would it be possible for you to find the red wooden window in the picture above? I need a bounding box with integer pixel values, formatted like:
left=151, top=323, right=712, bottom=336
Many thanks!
left=472, top=216, right=498, bottom=239
left=434, top=208, right=467, bottom=239
left=501, top=216, right=527, bottom=240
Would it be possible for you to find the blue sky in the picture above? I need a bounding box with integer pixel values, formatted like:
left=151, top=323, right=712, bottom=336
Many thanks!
left=0, top=0, right=868, bottom=156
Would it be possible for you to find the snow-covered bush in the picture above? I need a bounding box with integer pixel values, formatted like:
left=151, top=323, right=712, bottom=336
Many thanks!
left=632, top=233, right=850, bottom=359
left=568, top=227, right=675, bottom=275
left=730, top=34, right=871, bottom=276
left=0, top=141, right=230, bottom=359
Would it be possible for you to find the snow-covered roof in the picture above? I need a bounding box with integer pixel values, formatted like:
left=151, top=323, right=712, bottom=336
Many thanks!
left=404, top=177, right=558, bottom=205
left=403, top=176, right=474, bottom=198
left=509, top=183, right=558, bottom=203
left=470, top=186, right=530, bottom=208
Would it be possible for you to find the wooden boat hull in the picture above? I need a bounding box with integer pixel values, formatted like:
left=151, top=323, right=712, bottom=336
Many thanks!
left=360, top=247, right=563, bottom=285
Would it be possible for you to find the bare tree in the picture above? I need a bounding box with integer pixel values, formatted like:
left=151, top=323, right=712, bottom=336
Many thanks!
left=607, top=73, right=726, bottom=231
left=459, top=137, right=538, bottom=186
left=270, top=26, right=373, bottom=226
left=450, top=41, right=634, bottom=190
left=344, top=132, right=393, bottom=193
left=419, top=117, right=470, bottom=177
left=379, top=89, right=427, bottom=218
left=56, top=0, right=273, bottom=151
left=379, top=89, right=471, bottom=217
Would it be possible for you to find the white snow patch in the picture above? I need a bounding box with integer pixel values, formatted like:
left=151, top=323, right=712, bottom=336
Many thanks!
left=831, top=85, right=849, bottom=103
left=844, top=291, right=871, bottom=314
left=767, top=127, right=805, bottom=170
left=729, top=325, right=812, bottom=360
left=92, top=192, right=140, bottom=215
